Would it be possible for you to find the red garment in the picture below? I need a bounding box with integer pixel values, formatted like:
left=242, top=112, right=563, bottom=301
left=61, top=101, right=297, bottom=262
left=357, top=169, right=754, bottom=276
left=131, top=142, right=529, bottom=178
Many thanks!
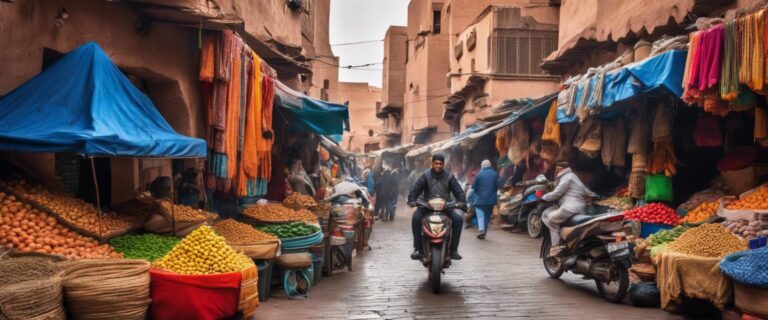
left=150, top=268, right=241, bottom=320
left=689, top=25, right=725, bottom=92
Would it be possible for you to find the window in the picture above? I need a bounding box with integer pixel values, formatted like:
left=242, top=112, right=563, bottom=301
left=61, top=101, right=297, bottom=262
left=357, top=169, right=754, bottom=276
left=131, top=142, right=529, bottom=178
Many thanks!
left=490, top=29, right=557, bottom=76
left=433, top=10, right=441, bottom=34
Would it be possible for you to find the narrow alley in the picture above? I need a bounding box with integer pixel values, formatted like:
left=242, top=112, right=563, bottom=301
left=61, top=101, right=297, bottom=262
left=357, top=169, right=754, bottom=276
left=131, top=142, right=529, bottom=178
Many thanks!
left=256, top=207, right=681, bottom=320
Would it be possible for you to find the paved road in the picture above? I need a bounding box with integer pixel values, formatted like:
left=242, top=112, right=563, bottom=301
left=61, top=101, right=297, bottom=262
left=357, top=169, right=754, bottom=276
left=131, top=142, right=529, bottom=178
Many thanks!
left=255, top=206, right=681, bottom=320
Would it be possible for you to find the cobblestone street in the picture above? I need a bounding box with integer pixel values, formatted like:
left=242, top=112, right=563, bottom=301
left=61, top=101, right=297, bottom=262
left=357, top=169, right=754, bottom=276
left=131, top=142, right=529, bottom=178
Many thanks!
left=256, top=206, right=681, bottom=320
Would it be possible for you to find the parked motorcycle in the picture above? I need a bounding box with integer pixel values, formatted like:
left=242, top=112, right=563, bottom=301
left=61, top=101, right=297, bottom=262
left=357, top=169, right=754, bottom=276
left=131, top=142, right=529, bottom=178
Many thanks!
left=412, top=197, right=464, bottom=294
left=499, top=175, right=552, bottom=238
left=540, top=209, right=633, bottom=303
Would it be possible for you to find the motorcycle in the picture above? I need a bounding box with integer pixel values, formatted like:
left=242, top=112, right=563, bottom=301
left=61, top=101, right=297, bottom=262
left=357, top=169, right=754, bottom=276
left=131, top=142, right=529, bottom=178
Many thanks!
left=540, top=209, right=633, bottom=303
left=412, top=197, right=464, bottom=294
left=499, top=175, right=552, bottom=238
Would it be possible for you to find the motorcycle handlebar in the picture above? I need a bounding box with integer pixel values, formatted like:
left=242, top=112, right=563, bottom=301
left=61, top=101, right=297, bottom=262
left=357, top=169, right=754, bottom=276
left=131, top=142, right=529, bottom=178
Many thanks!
left=409, top=200, right=466, bottom=211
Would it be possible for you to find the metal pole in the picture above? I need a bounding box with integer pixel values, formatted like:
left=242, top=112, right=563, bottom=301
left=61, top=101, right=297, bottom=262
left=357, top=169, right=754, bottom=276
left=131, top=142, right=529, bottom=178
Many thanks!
left=170, top=161, right=177, bottom=236
left=89, top=158, right=104, bottom=240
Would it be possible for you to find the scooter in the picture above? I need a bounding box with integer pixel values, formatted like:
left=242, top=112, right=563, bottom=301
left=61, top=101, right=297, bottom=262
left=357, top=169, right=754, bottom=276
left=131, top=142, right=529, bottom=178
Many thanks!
left=540, top=208, right=633, bottom=303
left=412, top=197, right=464, bottom=294
left=499, top=175, right=552, bottom=238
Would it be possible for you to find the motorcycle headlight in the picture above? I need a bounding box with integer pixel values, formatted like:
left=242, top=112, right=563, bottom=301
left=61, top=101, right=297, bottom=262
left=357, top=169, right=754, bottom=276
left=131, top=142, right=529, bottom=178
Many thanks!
left=429, top=222, right=446, bottom=235
left=428, top=198, right=446, bottom=211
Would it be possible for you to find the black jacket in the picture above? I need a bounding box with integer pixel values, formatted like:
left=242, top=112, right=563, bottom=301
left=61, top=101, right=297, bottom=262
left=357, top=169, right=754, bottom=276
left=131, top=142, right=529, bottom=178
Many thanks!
left=408, top=169, right=467, bottom=204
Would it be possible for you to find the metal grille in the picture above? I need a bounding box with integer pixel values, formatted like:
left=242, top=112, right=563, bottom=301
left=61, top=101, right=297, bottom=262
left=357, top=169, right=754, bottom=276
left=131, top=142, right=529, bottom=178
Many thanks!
left=491, top=29, right=557, bottom=76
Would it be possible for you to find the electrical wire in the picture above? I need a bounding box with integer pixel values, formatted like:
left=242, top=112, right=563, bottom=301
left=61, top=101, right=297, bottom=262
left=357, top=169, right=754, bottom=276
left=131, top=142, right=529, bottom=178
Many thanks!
left=331, top=39, right=383, bottom=46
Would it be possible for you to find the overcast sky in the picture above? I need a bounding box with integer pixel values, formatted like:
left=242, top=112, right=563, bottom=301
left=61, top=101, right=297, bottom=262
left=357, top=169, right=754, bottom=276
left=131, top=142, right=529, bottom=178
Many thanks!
left=329, top=0, right=409, bottom=88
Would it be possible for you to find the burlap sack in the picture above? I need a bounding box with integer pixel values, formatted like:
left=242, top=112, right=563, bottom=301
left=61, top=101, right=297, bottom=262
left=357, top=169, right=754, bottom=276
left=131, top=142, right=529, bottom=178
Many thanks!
left=627, top=111, right=650, bottom=154
left=655, top=252, right=732, bottom=310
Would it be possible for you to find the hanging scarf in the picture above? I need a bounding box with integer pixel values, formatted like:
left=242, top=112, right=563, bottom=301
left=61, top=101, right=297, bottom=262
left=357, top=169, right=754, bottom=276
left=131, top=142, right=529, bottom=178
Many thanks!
left=721, top=20, right=740, bottom=100
left=541, top=100, right=561, bottom=162
left=682, top=31, right=702, bottom=104
left=199, top=35, right=215, bottom=83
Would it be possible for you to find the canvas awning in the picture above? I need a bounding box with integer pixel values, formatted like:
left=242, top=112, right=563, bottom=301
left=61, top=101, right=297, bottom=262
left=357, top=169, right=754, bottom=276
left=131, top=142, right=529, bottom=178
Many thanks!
left=0, top=42, right=206, bottom=158
left=275, top=81, right=350, bottom=136
left=557, top=50, right=686, bottom=123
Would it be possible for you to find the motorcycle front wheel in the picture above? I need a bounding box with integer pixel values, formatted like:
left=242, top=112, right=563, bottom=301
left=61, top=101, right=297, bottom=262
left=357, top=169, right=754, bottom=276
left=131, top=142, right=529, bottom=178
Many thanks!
left=527, top=204, right=545, bottom=238
left=430, top=246, right=442, bottom=294
left=541, top=236, right=565, bottom=279
left=595, top=267, right=629, bottom=303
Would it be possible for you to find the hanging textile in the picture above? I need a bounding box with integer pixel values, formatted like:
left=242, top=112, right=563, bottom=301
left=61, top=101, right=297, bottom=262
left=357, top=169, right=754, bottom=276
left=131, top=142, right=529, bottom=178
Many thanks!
left=495, top=125, right=512, bottom=156
left=507, top=122, right=530, bottom=165
left=541, top=100, right=560, bottom=163
left=739, top=11, right=765, bottom=92
left=200, top=36, right=215, bottom=83
left=696, top=25, right=725, bottom=92
left=573, top=118, right=602, bottom=159
left=682, top=31, right=703, bottom=104
left=729, top=86, right=758, bottom=111
left=694, top=115, right=723, bottom=147
left=242, top=53, right=262, bottom=180
left=601, top=118, right=627, bottom=168
left=703, top=92, right=730, bottom=117
left=224, top=40, right=244, bottom=187
left=721, top=20, right=740, bottom=100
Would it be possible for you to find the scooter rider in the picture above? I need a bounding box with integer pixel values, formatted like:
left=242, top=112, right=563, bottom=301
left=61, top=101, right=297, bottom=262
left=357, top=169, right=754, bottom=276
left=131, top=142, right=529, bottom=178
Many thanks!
left=408, top=154, right=467, bottom=261
left=541, top=162, right=597, bottom=256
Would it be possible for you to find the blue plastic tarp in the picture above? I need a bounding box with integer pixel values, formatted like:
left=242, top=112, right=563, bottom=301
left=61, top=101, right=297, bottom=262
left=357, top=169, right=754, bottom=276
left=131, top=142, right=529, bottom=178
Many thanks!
left=0, top=42, right=207, bottom=158
left=557, top=50, right=686, bottom=123
left=275, top=81, right=349, bottom=136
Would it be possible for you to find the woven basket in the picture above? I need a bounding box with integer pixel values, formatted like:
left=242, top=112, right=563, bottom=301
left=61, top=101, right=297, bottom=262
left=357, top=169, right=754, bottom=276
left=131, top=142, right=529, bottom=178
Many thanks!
left=0, top=258, right=65, bottom=320
left=238, top=265, right=259, bottom=317
left=62, top=259, right=151, bottom=320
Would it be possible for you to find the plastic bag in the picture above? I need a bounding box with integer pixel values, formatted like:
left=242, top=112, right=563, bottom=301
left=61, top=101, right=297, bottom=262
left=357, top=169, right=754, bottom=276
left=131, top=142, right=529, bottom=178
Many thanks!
left=645, top=174, right=673, bottom=203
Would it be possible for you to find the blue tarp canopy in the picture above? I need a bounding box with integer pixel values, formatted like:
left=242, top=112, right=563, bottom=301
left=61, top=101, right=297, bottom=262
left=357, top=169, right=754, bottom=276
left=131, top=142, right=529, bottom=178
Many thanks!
left=558, top=50, right=686, bottom=123
left=0, top=42, right=207, bottom=158
left=275, top=81, right=349, bottom=136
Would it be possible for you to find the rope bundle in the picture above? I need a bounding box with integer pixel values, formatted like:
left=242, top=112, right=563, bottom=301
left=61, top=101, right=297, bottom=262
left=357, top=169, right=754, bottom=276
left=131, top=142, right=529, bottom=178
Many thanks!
left=62, top=259, right=150, bottom=320
left=0, top=257, right=65, bottom=320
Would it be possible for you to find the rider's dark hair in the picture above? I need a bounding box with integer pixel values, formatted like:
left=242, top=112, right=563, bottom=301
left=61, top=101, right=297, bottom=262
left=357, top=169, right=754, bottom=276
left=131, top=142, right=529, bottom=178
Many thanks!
left=432, top=154, right=445, bottom=163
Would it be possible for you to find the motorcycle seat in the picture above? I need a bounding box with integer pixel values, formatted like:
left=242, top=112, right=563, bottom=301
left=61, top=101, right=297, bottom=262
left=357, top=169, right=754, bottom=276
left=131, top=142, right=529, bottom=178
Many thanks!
left=564, top=214, right=597, bottom=227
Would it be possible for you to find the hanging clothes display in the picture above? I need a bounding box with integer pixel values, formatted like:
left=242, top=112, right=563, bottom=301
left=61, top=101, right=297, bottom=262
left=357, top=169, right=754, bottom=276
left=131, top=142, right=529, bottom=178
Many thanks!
left=721, top=20, right=740, bottom=100
left=541, top=100, right=561, bottom=163
left=200, top=30, right=276, bottom=198
left=755, top=107, right=768, bottom=146
left=507, top=122, right=530, bottom=165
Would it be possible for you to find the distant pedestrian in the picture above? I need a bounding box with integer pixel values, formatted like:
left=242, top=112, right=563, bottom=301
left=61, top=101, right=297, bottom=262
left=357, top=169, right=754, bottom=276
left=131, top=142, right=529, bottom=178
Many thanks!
left=470, top=160, right=499, bottom=239
left=373, top=165, right=392, bottom=221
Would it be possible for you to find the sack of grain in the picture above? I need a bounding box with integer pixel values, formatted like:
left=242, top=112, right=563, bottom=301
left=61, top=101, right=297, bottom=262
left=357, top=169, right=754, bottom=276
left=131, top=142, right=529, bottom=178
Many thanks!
left=62, top=259, right=150, bottom=320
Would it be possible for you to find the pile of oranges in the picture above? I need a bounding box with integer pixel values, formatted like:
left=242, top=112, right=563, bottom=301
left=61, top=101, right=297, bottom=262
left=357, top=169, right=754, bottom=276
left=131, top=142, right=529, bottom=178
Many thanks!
left=725, top=186, right=768, bottom=210
left=681, top=200, right=719, bottom=223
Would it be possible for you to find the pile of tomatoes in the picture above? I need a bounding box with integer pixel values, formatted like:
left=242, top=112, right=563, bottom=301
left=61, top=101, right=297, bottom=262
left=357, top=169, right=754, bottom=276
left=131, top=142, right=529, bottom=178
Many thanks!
left=623, top=202, right=680, bottom=226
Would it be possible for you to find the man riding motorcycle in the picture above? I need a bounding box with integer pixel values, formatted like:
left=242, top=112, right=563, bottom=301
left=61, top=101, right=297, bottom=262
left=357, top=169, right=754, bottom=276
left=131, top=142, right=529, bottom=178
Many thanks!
left=541, top=162, right=597, bottom=256
left=407, top=154, right=467, bottom=261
